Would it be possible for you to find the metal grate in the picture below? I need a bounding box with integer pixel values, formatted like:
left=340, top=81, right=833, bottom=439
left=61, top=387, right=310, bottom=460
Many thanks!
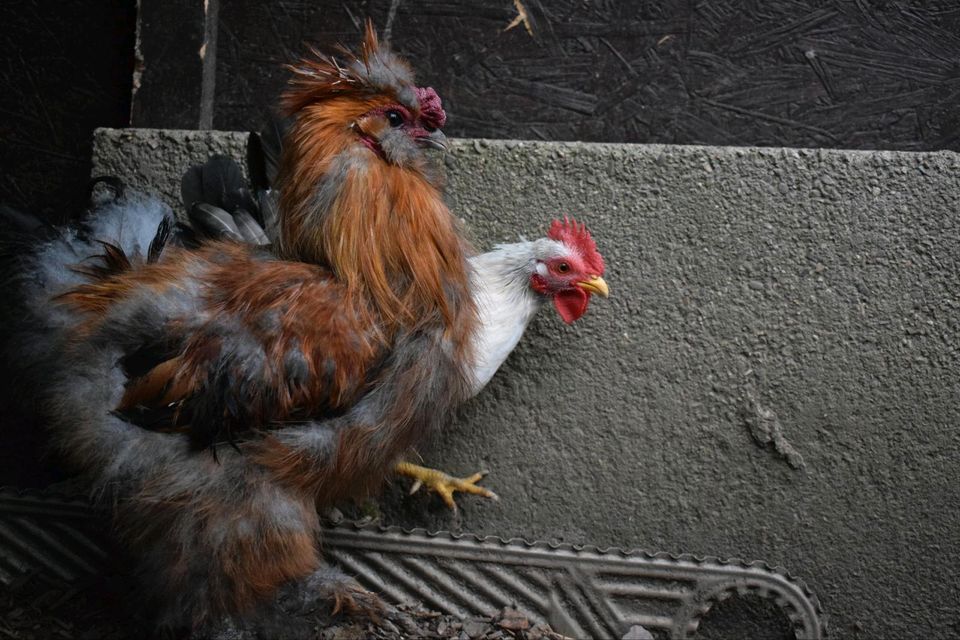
left=0, top=487, right=824, bottom=639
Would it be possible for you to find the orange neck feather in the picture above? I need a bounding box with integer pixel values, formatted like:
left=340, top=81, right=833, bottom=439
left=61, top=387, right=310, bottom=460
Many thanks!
left=277, top=98, right=473, bottom=332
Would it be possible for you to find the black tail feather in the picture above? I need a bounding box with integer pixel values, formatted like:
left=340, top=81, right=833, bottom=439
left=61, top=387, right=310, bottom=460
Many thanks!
left=179, top=147, right=279, bottom=247
left=188, top=202, right=246, bottom=243
left=247, top=113, right=291, bottom=191
left=148, top=215, right=173, bottom=263
left=180, top=155, right=244, bottom=213
left=232, top=208, right=271, bottom=245
left=177, top=112, right=288, bottom=248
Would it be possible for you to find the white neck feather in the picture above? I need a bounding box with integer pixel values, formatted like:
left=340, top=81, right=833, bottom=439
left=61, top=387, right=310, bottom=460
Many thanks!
left=467, top=240, right=550, bottom=396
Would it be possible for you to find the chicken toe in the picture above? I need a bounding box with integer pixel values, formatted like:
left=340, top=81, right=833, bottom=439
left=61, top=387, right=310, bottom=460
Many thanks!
left=394, top=461, right=498, bottom=510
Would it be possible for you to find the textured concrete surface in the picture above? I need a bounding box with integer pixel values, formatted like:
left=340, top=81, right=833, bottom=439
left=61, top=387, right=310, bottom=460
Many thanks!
left=93, top=128, right=960, bottom=639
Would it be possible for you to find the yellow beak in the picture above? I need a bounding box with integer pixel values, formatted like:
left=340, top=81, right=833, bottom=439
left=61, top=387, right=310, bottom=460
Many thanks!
left=576, top=275, right=609, bottom=297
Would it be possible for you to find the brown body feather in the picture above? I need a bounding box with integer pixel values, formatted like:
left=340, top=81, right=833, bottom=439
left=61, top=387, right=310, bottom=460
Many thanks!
left=64, top=242, right=383, bottom=434
left=48, top=24, right=477, bottom=630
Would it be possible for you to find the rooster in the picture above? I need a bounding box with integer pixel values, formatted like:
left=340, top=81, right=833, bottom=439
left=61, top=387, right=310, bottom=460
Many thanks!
left=180, top=142, right=609, bottom=507
left=0, top=25, right=484, bottom=636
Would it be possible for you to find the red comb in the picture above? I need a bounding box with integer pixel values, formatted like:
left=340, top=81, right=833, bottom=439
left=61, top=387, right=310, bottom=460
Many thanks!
left=416, top=86, right=446, bottom=129
left=547, top=217, right=605, bottom=275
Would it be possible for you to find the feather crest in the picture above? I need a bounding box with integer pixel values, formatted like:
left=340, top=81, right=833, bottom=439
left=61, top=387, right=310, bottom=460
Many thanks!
left=282, top=20, right=417, bottom=115
left=548, top=216, right=605, bottom=275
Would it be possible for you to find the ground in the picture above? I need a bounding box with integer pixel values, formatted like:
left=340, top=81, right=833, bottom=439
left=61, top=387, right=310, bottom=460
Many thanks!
left=1, top=574, right=567, bottom=640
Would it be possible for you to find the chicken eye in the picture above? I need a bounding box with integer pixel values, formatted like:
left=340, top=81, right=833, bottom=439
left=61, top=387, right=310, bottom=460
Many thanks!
left=557, top=262, right=570, bottom=273
left=386, top=110, right=404, bottom=127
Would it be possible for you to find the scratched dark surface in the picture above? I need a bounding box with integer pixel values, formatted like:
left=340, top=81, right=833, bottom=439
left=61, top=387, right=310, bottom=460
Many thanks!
left=0, top=0, right=136, bottom=221
left=4, top=1, right=960, bottom=223
left=131, top=0, right=207, bottom=130
left=202, top=0, right=960, bottom=150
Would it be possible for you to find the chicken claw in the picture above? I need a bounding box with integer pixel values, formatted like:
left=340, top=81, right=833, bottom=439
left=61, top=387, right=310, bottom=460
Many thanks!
left=394, top=461, right=498, bottom=510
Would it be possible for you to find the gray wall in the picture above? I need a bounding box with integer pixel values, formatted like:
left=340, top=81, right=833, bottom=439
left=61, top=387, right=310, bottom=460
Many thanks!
left=94, top=129, right=960, bottom=638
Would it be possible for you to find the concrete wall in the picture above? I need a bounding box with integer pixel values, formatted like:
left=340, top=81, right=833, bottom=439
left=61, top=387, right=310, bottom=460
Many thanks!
left=93, top=128, right=960, bottom=638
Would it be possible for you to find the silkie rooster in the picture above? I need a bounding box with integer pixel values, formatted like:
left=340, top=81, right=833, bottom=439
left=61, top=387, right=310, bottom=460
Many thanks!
left=0, top=24, right=608, bottom=639
left=4, top=25, right=473, bottom=636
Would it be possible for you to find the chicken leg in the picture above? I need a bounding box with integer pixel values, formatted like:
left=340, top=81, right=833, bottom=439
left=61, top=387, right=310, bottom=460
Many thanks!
left=394, top=461, right=498, bottom=510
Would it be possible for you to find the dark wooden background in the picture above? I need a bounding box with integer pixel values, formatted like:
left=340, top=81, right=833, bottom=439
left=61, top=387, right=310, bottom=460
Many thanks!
left=152, top=0, right=960, bottom=150
left=4, top=0, right=960, bottom=224
left=0, top=0, right=136, bottom=222
left=2, top=0, right=960, bottom=485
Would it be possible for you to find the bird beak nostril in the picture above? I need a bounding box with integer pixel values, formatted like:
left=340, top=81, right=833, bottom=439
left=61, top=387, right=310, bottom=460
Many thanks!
left=576, top=275, right=609, bottom=297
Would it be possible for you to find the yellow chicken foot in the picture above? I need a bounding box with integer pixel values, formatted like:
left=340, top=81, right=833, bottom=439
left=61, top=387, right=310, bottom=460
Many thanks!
left=394, top=461, right=498, bottom=510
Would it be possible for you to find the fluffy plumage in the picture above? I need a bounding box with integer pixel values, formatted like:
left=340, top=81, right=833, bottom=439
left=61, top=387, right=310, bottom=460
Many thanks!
left=176, top=154, right=608, bottom=399
left=277, top=24, right=458, bottom=329
left=1, top=25, right=478, bottom=637
left=172, top=148, right=609, bottom=510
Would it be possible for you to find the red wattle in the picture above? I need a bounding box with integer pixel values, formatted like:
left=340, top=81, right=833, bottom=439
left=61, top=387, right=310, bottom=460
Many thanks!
left=553, top=288, right=590, bottom=324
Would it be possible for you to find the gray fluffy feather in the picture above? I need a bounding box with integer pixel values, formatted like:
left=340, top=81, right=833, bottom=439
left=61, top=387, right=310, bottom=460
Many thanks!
left=3, top=195, right=172, bottom=388
left=0, top=188, right=470, bottom=635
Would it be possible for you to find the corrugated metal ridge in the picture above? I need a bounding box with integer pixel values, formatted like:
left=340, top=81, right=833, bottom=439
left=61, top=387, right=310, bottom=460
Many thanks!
left=0, top=487, right=824, bottom=639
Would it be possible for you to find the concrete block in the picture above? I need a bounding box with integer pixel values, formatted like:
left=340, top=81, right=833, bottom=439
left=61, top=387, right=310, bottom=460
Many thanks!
left=93, top=128, right=960, bottom=638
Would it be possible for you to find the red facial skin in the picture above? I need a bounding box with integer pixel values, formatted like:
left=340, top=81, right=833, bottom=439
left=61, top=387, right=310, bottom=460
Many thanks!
left=530, top=256, right=594, bottom=324
left=357, top=87, right=446, bottom=157
left=531, top=218, right=606, bottom=324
